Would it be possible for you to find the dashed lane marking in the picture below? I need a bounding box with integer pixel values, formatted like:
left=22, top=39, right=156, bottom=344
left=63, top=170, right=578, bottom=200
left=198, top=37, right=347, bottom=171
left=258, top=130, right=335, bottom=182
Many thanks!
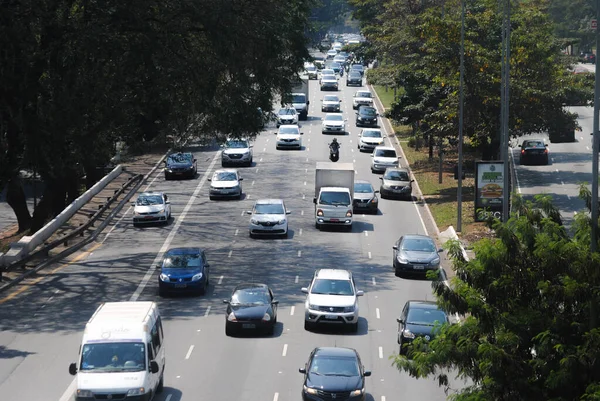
left=290, top=306, right=295, bottom=316
left=218, top=275, right=224, bottom=285
left=372, top=277, right=376, bottom=286
left=295, top=275, right=299, bottom=283
left=368, top=251, right=372, bottom=259
left=252, top=180, right=255, bottom=186
left=298, top=250, right=302, bottom=257
left=379, top=346, right=383, bottom=359
left=241, top=210, right=245, bottom=217
left=376, top=308, right=380, bottom=319
left=185, top=345, right=195, bottom=360
left=282, top=344, right=288, bottom=357
left=299, top=228, right=303, bottom=236
left=204, top=306, right=211, bottom=317
left=364, top=231, right=368, bottom=237
left=273, top=393, right=279, bottom=401
left=234, top=229, right=239, bottom=236
left=228, top=250, right=233, bottom=258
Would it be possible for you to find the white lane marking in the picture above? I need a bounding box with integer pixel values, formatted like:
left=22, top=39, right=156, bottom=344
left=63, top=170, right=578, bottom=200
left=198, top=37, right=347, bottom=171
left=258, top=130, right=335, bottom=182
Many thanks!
left=228, top=250, right=233, bottom=258
left=368, top=251, right=372, bottom=259
left=351, top=148, right=354, bottom=152
left=378, top=346, right=383, bottom=359
left=204, top=306, right=211, bottom=317
left=273, top=393, right=279, bottom=401
left=259, top=158, right=263, bottom=162
left=282, top=344, right=288, bottom=357
left=372, top=277, right=376, bottom=286
left=185, top=345, right=195, bottom=360
left=353, top=159, right=356, bottom=163
left=256, top=168, right=260, bottom=173
left=252, top=180, right=255, bottom=186
left=561, top=181, right=564, bottom=186
left=305, top=168, right=308, bottom=173
left=301, top=210, right=304, bottom=216
left=295, top=275, right=299, bottom=283
left=555, top=168, right=559, bottom=173
left=299, top=228, right=303, bottom=236
left=235, top=229, right=239, bottom=236
left=290, top=306, right=295, bottom=316
left=302, top=194, right=306, bottom=200
left=307, top=147, right=310, bottom=151
left=304, top=181, right=307, bottom=186
left=263, top=148, right=266, bottom=152
left=382, top=397, right=386, bottom=401
left=364, top=231, right=368, bottom=237
left=247, top=194, right=251, bottom=200
left=218, top=275, right=224, bottom=285
left=587, top=146, right=590, bottom=151
left=306, top=157, right=309, bottom=162
left=129, top=152, right=219, bottom=303
left=298, top=250, right=302, bottom=257
left=376, top=308, right=380, bottom=319
left=58, top=376, right=78, bottom=401
left=241, top=210, right=245, bottom=217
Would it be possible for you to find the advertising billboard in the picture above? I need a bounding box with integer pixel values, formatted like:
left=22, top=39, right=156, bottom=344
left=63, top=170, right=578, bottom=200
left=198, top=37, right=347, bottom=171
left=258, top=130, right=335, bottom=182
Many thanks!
left=474, top=161, right=504, bottom=221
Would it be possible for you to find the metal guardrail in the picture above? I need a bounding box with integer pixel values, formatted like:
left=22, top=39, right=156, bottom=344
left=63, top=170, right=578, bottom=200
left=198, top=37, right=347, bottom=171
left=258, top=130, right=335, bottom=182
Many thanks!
left=0, top=173, right=143, bottom=281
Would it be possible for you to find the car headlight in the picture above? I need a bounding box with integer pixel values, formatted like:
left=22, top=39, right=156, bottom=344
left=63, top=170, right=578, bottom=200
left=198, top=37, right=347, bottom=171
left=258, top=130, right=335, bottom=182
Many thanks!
left=303, top=385, right=318, bottom=395
left=191, top=272, right=203, bottom=281
left=358, top=117, right=363, bottom=120
left=134, top=211, right=141, bottom=216
left=164, top=168, right=173, bottom=173
left=430, top=257, right=440, bottom=266
left=227, top=312, right=237, bottom=322
left=277, top=219, right=286, bottom=225
left=343, top=305, right=355, bottom=313
left=187, top=165, right=194, bottom=169
left=350, top=388, right=365, bottom=396
left=397, top=256, right=408, bottom=264
left=370, top=197, right=378, bottom=204
left=126, top=388, right=146, bottom=396
left=403, top=329, right=416, bottom=339
left=251, top=218, right=259, bottom=225
left=346, top=211, right=352, bottom=217
left=262, top=313, right=271, bottom=322
left=76, top=390, right=94, bottom=398
left=308, top=304, right=317, bottom=310
left=317, top=209, right=324, bottom=216
left=159, top=273, right=170, bottom=282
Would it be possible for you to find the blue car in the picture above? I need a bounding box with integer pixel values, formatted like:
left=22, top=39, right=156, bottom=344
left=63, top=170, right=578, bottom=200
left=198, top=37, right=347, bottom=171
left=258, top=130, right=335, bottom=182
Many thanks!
left=158, top=248, right=210, bottom=296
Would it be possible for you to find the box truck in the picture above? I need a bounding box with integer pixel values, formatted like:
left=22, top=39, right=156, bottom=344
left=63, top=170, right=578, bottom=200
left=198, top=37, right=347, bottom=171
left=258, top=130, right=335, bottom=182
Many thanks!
left=313, top=162, right=355, bottom=230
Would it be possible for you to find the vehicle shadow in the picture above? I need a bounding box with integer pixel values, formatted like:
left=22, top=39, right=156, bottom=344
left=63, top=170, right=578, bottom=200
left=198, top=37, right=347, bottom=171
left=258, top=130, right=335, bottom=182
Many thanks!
left=250, top=229, right=295, bottom=240
left=0, top=345, right=35, bottom=359
left=156, top=387, right=183, bottom=401
left=304, top=317, right=369, bottom=337
left=226, top=321, right=283, bottom=338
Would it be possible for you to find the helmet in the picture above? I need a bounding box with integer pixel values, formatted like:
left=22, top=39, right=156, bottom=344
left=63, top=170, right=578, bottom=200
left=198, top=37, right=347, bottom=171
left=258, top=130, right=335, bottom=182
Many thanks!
left=332, top=138, right=338, bottom=143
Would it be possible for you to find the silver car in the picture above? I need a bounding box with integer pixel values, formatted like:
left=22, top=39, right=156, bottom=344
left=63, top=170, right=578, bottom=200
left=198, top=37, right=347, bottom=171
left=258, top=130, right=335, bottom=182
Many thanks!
left=379, top=167, right=413, bottom=200
left=132, top=192, right=171, bottom=226
left=353, top=180, right=379, bottom=214
left=221, top=139, right=253, bottom=167
left=208, top=169, right=243, bottom=200
left=247, top=199, right=291, bottom=239
left=276, top=107, right=298, bottom=127
left=392, top=234, right=443, bottom=276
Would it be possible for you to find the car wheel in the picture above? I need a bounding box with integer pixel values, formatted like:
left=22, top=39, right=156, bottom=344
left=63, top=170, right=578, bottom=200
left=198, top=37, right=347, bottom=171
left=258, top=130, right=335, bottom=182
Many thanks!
left=209, top=196, right=215, bottom=201
left=164, top=174, right=170, bottom=181
left=349, top=322, right=358, bottom=333
left=315, top=222, right=321, bottom=230
left=304, top=321, right=313, bottom=331
left=249, top=232, right=255, bottom=239
left=157, top=374, right=164, bottom=393
left=237, top=193, right=243, bottom=200
left=225, top=324, right=235, bottom=337
left=158, top=287, right=167, bottom=297
left=266, top=324, right=275, bottom=336
left=247, top=160, right=252, bottom=167
left=280, top=230, right=288, bottom=239
left=198, top=281, right=207, bottom=296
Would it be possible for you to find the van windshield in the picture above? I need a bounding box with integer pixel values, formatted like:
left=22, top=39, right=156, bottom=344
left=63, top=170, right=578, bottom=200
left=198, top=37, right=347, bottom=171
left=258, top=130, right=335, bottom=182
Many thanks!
left=80, top=342, right=146, bottom=373
left=319, top=191, right=351, bottom=206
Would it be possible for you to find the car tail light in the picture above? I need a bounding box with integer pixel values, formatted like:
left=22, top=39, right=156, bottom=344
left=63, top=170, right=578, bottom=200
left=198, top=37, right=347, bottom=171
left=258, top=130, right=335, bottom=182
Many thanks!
left=521, top=149, right=525, bottom=154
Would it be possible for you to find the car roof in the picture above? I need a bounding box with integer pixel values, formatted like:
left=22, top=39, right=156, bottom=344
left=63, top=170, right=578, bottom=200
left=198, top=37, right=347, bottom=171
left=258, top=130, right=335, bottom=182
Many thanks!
left=255, top=199, right=284, bottom=205
left=168, top=152, right=193, bottom=157
left=214, top=168, right=238, bottom=174
left=315, top=269, right=352, bottom=280
left=355, top=91, right=371, bottom=95
left=279, top=124, right=299, bottom=129
left=523, top=139, right=545, bottom=145
left=402, top=234, right=434, bottom=242
left=139, top=192, right=164, bottom=197
left=354, top=179, right=373, bottom=185
left=374, top=146, right=395, bottom=151
left=165, top=247, right=203, bottom=255
left=233, top=283, right=270, bottom=293
left=313, top=347, right=358, bottom=358
left=362, top=128, right=381, bottom=133
left=406, top=300, right=445, bottom=311
left=358, top=105, right=376, bottom=111
left=384, top=167, right=409, bottom=173
left=325, top=113, right=343, bottom=116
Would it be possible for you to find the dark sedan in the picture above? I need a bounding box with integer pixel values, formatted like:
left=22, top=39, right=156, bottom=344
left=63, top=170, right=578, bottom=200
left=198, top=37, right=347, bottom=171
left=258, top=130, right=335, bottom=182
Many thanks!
left=397, top=300, right=449, bottom=356
left=353, top=180, right=379, bottom=214
left=346, top=71, right=362, bottom=86
left=355, top=106, right=378, bottom=127
left=164, top=152, right=197, bottom=179
left=519, top=139, right=549, bottom=165
left=158, top=247, right=210, bottom=296
left=392, top=234, right=442, bottom=276
left=300, top=347, right=371, bottom=401
left=224, top=283, right=279, bottom=336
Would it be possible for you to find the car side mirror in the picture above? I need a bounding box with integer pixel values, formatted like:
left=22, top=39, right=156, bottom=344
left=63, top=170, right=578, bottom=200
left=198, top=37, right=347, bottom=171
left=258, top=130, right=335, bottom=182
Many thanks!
left=392, top=245, right=398, bottom=250
left=272, top=300, right=279, bottom=305
left=364, top=370, right=372, bottom=377
left=150, top=360, right=159, bottom=374
left=370, top=154, right=374, bottom=157
left=246, top=211, right=252, bottom=215
left=131, top=202, right=136, bottom=206
left=545, top=143, right=548, bottom=147
left=410, top=179, right=415, bottom=183
left=374, top=190, right=380, bottom=194
left=165, top=200, right=170, bottom=204
left=207, top=178, right=212, bottom=181
left=397, top=318, right=404, bottom=324
left=239, top=178, right=244, bottom=181
left=299, top=367, right=306, bottom=374
left=250, top=145, right=254, bottom=148
left=301, top=132, right=304, bottom=135
left=194, top=158, right=197, bottom=162
left=356, top=290, right=364, bottom=296
left=301, top=287, right=309, bottom=294
left=205, top=263, right=210, bottom=268
left=223, top=299, right=230, bottom=304
left=438, top=248, right=444, bottom=253
left=69, top=363, right=77, bottom=376
left=379, top=177, right=383, bottom=181
left=286, top=210, right=291, bottom=215
left=313, top=198, right=317, bottom=204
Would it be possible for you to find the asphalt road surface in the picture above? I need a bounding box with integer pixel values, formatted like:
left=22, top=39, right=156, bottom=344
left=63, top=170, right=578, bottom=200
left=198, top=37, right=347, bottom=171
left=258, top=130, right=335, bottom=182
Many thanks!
left=0, top=68, right=464, bottom=401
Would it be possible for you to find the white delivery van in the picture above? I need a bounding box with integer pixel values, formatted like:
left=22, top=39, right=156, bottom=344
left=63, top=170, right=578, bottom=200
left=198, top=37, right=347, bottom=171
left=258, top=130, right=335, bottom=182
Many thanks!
left=314, top=162, right=355, bottom=230
left=69, top=302, right=165, bottom=401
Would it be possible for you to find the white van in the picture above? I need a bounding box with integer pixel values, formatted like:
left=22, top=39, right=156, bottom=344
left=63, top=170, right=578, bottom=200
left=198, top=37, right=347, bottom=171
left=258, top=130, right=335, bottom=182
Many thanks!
left=69, top=302, right=165, bottom=401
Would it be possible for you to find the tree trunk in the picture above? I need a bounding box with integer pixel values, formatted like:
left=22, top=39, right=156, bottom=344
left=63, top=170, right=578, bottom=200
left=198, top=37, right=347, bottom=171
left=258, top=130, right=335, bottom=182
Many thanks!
left=5, top=176, right=32, bottom=233
left=30, top=184, right=54, bottom=232
left=83, top=163, right=101, bottom=190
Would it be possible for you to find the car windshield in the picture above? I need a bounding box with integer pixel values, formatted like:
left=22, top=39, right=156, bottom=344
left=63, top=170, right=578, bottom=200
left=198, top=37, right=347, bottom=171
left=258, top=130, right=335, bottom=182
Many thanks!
left=80, top=342, right=146, bottom=373
left=352, top=65, right=364, bottom=71
left=324, top=96, right=339, bottom=102
left=349, top=72, right=361, bottom=78
left=292, top=94, right=306, bottom=103
left=323, top=76, right=336, bottom=81
left=402, top=238, right=436, bottom=252
left=360, top=108, right=376, bottom=116
left=226, top=140, right=249, bottom=148
left=524, top=141, right=544, bottom=148
left=311, top=278, right=354, bottom=295
left=279, top=108, right=296, bottom=116
left=363, top=130, right=382, bottom=138
left=255, top=203, right=285, bottom=214
left=163, top=252, right=202, bottom=268
left=354, top=183, right=374, bottom=193
left=319, top=191, right=351, bottom=206
left=322, top=69, right=334, bottom=75
left=356, top=92, right=371, bottom=98
left=376, top=149, right=397, bottom=158
left=306, top=66, right=316, bottom=72
left=325, top=115, right=343, bottom=122
left=406, top=308, right=447, bottom=326
left=231, top=289, right=270, bottom=305
left=136, top=195, right=163, bottom=206
left=331, top=62, right=341, bottom=68
left=384, top=170, right=409, bottom=181
left=309, top=356, right=360, bottom=377
left=214, top=172, right=237, bottom=181
left=279, top=127, right=299, bottom=135
left=167, top=153, right=192, bottom=163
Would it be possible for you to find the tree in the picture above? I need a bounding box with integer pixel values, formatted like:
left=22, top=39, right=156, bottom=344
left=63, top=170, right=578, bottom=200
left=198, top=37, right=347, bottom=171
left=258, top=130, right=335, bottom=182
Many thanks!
left=393, top=192, right=600, bottom=400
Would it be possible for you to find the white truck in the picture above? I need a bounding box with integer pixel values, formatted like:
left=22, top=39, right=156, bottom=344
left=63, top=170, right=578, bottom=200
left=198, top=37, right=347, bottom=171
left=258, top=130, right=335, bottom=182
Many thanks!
left=313, top=162, right=355, bottom=230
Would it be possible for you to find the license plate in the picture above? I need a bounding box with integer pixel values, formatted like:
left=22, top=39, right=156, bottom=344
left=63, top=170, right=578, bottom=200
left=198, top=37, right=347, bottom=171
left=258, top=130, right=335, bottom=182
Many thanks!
left=242, top=324, right=256, bottom=329
left=174, top=283, right=187, bottom=288
left=325, top=315, right=338, bottom=320
left=144, top=216, right=154, bottom=220
left=413, top=265, right=425, bottom=270
left=330, top=218, right=339, bottom=222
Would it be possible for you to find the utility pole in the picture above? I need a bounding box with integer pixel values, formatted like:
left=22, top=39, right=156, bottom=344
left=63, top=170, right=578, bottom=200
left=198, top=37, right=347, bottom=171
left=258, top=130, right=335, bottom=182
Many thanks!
left=457, top=0, right=466, bottom=232
left=592, top=1, right=600, bottom=253
left=500, top=0, right=511, bottom=223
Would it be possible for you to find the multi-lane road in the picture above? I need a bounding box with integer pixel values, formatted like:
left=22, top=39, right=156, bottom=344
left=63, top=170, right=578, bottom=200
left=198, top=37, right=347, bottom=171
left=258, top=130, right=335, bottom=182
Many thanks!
left=0, top=72, right=463, bottom=401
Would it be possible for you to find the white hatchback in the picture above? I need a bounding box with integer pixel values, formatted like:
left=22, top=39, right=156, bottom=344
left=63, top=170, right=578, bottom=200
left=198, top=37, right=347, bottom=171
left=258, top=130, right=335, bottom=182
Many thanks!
left=247, top=199, right=291, bottom=239
left=276, top=125, right=303, bottom=150
left=371, top=146, right=399, bottom=173
left=322, top=113, right=346, bottom=134
left=357, top=129, right=384, bottom=152
left=132, top=192, right=171, bottom=226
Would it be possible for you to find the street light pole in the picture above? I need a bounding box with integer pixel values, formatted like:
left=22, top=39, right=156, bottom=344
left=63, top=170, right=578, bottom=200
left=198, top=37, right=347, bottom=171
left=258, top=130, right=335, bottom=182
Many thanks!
left=592, top=0, right=600, bottom=253
left=501, top=0, right=511, bottom=223
left=457, top=0, right=466, bottom=232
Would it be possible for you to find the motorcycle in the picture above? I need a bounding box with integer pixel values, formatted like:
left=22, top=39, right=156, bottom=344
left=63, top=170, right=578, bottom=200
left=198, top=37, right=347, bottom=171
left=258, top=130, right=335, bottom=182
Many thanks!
left=329, top=142, right=340, bottom=162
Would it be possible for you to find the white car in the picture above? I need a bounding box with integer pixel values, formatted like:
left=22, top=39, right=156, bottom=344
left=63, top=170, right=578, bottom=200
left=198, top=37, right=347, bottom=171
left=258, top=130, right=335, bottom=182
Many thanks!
left=221, top=138, right=253, bottom=167
left=322, top=113, right=346, bottom=134
left=333, top=55, right=346, bottom=65
left=371, top=146, right=399, bottom=173
left=358, top=128, right=384, bottom=152
left=276, top=125, right=303, bottom=150
left=318, top=68, right=336, bottom=80
left=132, top=192, right=171, bottom=226
left=352, top=90, right=374, bottom=109
left=320, top=76, right=338, bottom=91
left=277, top=107, right=299, bottom=127
left=326, top=49, right=338, bottom=59
left=208, top=169, right=243, bottom=200
left=321, top=95, right=341, bottom=112
left=247, top=199, right=291, bottom=238
left=302, top=269, right=364, bottom=332
left=305, top=64, right=318, bottom=80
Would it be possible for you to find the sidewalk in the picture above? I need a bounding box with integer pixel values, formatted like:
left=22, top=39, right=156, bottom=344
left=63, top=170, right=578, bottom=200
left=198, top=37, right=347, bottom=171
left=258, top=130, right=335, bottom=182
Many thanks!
left=0, top=148, right=168, bottom=283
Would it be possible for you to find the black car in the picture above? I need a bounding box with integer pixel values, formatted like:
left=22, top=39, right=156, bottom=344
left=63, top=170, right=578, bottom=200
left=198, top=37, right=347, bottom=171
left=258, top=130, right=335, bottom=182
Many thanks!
left=350, top=64, right=365, bottom=76
left=355, top=106, right=378, bottom=127
left=519, top=139, right=548, bottom=165
left=224, top=283, right=279, bottom=336
left=158, top=247, right=210, bottom=296
left=346, top=71, right=362, bottom=86
left=392, top=234, right=442, bottom=276
left=353, top=180, right=379, bottom=214
left=164, top=152, right=197, bottom=179
left=397, top=301, right=449, bottom=355
left=300, top=347, right=371, bottom=401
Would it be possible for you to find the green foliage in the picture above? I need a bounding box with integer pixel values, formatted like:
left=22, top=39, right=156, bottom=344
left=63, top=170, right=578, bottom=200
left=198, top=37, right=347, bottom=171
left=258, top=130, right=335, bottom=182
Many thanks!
left=392, top=194, right=600, bottom=400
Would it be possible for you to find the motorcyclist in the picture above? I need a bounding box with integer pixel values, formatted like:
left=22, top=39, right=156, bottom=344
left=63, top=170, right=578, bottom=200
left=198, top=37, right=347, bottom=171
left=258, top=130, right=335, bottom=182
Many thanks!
left=329, top=138, right=340, bottom=152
